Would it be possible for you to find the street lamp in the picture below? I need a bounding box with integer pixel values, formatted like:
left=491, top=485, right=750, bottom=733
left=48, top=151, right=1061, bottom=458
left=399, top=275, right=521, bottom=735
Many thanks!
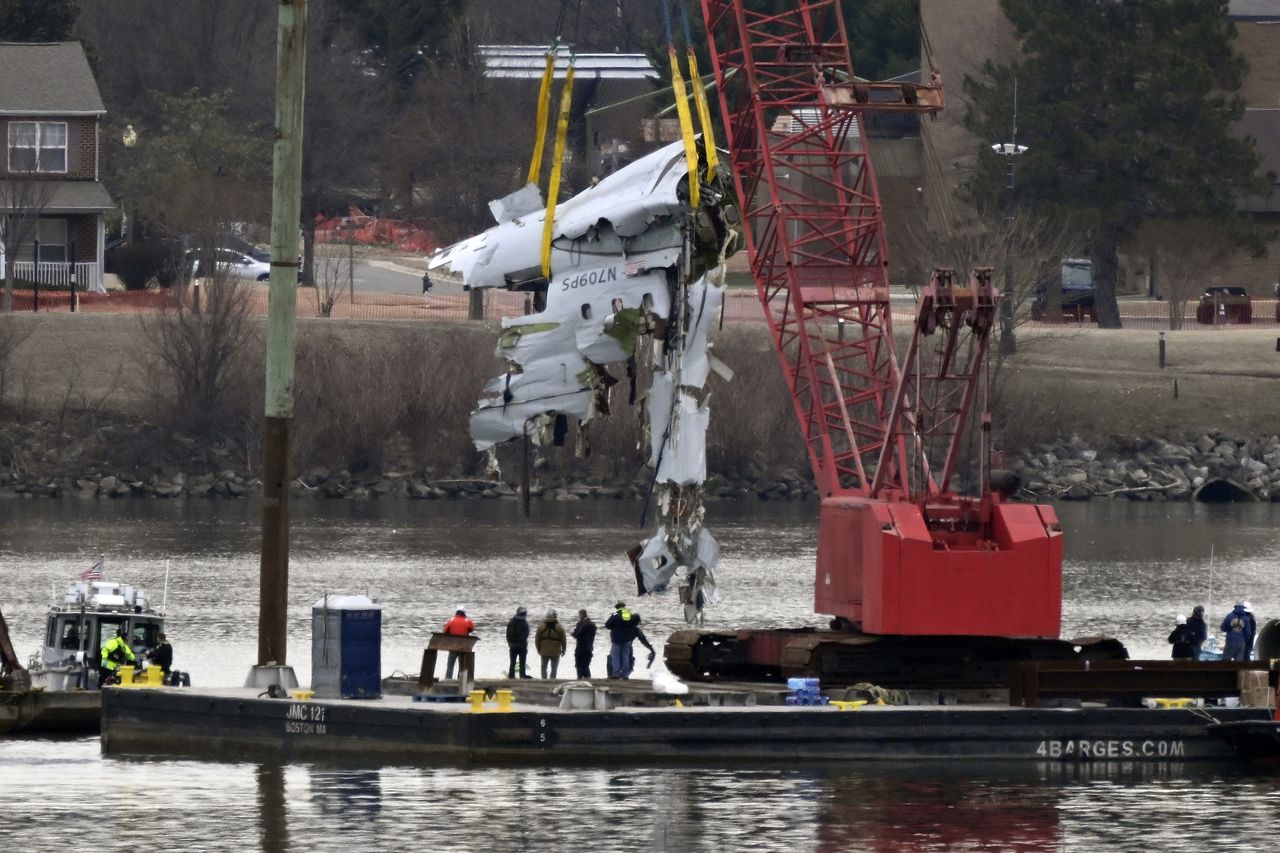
left=991, top=142, right=1027, bottom=355
left=122, top=125, right=138, bottom=243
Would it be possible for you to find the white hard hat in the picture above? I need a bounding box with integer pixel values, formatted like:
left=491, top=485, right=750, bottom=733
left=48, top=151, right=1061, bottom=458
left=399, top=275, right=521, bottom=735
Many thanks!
left=1242, top=601, right=1254, bottom=613
left=455, top=605, right=466, bottom=614
left=1176, top=614, right=1186, bottom=625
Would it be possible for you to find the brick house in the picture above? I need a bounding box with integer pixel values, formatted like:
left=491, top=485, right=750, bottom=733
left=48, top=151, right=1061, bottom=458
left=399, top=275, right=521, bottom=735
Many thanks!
left=0, top=41, right=113, bottom=293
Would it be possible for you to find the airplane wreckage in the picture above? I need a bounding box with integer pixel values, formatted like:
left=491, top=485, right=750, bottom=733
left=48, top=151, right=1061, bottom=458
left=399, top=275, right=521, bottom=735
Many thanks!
left=426, top=139, right=740, bottom=620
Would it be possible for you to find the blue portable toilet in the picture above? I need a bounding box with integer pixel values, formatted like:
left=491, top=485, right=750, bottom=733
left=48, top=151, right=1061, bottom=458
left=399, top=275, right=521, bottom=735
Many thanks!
left=311, top=594, right=382, bottom=699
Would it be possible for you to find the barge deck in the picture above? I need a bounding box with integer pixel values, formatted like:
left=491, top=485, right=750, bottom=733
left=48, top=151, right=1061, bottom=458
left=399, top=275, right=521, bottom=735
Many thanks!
left=101, top=686, right=1272, bottom=765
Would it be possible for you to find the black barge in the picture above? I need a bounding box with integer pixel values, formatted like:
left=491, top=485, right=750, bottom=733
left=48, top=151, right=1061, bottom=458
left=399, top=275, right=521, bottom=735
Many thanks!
left=101, top=685, right=1274, bottom=765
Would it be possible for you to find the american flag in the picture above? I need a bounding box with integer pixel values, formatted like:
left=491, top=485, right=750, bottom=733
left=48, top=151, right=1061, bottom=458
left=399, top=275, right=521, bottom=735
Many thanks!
left=80, top=559, right=103, bottom=581
left=624, top=259, right=645, bottom=277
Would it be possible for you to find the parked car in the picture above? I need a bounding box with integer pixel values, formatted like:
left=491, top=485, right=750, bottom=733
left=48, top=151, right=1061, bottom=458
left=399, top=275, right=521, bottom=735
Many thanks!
left=186, top=248, right=271, bottom=281
left=1195, top=286, right=1251, bottom=325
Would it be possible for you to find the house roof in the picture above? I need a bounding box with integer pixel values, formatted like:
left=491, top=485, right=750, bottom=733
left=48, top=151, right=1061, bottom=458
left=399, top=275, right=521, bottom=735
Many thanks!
left=1228, top=0, right=1280, bottom=19
left=0, top=42, right=105, bottom=116
left=479, top=45, right=656, bottom=81
left=0, top=180, right=115, bottom=213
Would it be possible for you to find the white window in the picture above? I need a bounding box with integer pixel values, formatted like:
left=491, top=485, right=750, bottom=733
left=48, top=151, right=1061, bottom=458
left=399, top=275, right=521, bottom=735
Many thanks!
left=8, top=121, right=68, bottom=173
left=17, top=218, right=68, bottom=263
left=36, top=218, right=68, bottom=263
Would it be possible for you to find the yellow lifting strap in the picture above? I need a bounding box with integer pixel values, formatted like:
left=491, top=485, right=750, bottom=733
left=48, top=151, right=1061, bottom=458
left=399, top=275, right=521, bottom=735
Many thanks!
left=540, top=64, right=575, bottom=280
left=687, top=49, right=719, bottom=183
left=526, top=50, right=557, bottom=187
left=668, top=46, right=701, bottom=210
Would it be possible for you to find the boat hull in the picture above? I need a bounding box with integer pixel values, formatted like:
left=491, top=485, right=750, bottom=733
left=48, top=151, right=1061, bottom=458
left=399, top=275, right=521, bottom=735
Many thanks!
left=0, top=690, right=100, bottom=735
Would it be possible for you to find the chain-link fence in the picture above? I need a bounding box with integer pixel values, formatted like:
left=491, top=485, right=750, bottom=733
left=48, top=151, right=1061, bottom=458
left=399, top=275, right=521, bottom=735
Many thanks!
left=8, top=285, right=1278, bottom=331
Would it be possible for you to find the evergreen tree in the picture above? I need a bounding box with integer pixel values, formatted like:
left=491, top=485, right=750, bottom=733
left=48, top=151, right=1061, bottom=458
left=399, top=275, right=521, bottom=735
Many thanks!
left=963, top=0, right=1273, bottom=328
left=335, top=0, right=467, bottom=91
left=847, top=0, right=920, bottom=80
left=0, top=0, right=78, bottom=41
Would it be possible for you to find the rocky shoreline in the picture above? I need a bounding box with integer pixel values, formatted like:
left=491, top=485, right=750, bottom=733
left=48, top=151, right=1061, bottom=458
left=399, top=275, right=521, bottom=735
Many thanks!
left=0, top=466, right=822, bottom=502
left=3, top=428, right=1277, bottom=504
left=1011, top=432, right=1280, bottom=502
left=0, top=458, right=824, bottom=499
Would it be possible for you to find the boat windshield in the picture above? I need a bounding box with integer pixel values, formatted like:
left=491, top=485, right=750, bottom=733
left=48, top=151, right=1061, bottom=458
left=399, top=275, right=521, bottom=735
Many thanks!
left=58, top=617, right=86, bottom=651
left=130, top=621, right=161, bottom=649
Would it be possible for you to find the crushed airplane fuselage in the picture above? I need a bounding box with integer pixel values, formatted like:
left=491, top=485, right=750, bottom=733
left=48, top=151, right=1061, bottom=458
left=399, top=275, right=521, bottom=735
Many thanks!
left=426, top=140, right=740, bottom=620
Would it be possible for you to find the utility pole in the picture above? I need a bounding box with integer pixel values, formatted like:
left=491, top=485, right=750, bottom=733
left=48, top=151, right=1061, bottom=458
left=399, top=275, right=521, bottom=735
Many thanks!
left=249, top=0, right=307, bottom=690
left=992, top=78, right=1026, bottom=357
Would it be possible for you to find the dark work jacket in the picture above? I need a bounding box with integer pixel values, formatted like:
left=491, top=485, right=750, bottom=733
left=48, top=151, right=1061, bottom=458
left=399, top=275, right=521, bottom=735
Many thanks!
left=1222, top=608, right=1248, bottom=650
left=147, top=641, right=173, bottom=673
left=506, top=614, right=529, bottom=648
left=1185, top=614, right=1207, bottom=650
left=1167, top=624, right=1195, bottom=659
left=572, top=617, right=596, bottom=657
left=605, top=609, right=641, bottom=643
left=1243, top=612, right=1257, bottom=655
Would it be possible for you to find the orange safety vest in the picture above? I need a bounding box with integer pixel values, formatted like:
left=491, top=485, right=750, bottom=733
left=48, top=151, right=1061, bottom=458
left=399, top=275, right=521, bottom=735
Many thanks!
left=443, top=614, right=474, bottom=636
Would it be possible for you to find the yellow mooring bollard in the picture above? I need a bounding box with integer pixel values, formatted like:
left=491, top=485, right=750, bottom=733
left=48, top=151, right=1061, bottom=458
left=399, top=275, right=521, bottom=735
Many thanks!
left=468, top=690, right=487, bottom=713
left=494, top=689, right=514, bottom=712
left=117, top=666, right=135, bottom=686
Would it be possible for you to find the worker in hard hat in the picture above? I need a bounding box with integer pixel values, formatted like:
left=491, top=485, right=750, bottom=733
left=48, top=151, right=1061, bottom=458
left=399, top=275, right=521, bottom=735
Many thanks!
left=1221, top=603, right=1249, bottom=661
left=442, top=606, right=475, bottom=680
left=1241, top=601, right=1257, bottom=660
left=99, top=625, right=136, bottom=687
left=1167, top=614, right=1195, bottom=660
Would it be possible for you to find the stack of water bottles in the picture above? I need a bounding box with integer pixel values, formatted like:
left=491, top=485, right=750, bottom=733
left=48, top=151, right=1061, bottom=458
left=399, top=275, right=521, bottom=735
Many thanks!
left=785, top=677, right=828, bottom=706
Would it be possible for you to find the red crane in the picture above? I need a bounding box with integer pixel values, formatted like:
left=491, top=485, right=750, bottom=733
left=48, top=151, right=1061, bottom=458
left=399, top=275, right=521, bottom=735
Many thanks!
left=667, top=1, right=1121, bottom=683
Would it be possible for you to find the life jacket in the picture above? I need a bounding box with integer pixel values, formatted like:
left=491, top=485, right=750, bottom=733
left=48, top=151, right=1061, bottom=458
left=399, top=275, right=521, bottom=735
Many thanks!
left=101, top=635, right=134, bottom=668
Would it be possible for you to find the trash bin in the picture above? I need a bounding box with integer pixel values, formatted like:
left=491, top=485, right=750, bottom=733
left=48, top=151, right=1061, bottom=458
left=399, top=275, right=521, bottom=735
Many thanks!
left=312, top=594, right=382, bottom=699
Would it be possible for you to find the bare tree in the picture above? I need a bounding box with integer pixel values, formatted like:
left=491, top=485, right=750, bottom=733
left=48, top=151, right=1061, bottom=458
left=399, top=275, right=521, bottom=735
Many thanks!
left=382, top=21, right=535, bottom=239
left=0, top=315, right=34, bottom=412
left=311, top=237, right=370, bottom=317
left=300, top=1, right=386, bottom=286
left=903, top=208, right=1087, bottom=329
left=1133, top=220, right=1234, bottom=330
left=0, top=175, right=54, bottom=312
left=138, top=265, right=256, bottom=434
left=128, top=90, right=270, bottom=303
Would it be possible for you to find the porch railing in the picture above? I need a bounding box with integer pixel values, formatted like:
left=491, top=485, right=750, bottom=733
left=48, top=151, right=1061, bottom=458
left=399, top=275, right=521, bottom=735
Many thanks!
left=12, top=261, right=103, bottom=293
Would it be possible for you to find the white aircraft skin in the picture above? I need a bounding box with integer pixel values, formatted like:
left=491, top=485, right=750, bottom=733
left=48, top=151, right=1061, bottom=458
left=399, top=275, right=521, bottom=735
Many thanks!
left=426, top=139, right=741, bottom=617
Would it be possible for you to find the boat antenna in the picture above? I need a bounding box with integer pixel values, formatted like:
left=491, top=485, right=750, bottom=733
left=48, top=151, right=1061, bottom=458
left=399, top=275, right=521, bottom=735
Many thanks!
left=1207, top=543, right=1214, bottom=621
left=162, top=558, right=171, bottom=616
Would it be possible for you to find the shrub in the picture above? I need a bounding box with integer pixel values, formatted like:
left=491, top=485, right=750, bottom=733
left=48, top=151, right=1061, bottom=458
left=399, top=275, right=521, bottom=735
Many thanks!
left=111, top=243, right=169, bottom=291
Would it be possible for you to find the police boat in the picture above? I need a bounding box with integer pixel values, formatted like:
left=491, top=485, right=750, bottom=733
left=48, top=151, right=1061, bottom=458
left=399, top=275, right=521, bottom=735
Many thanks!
left=26, top=578, right=171, bottom=690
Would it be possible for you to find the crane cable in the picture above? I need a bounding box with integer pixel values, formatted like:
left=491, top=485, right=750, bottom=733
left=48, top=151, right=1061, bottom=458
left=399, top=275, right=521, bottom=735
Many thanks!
left=664, top=0, right=700, bottom=210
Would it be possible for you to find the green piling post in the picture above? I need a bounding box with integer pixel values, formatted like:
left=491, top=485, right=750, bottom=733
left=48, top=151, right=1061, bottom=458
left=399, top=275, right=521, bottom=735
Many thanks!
left=256, top=0, right=308, bottom=675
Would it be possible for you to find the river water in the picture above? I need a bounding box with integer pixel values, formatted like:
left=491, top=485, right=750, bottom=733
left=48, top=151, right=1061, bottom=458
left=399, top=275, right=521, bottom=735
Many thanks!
left=2, top=498, right=1278, bottom=850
